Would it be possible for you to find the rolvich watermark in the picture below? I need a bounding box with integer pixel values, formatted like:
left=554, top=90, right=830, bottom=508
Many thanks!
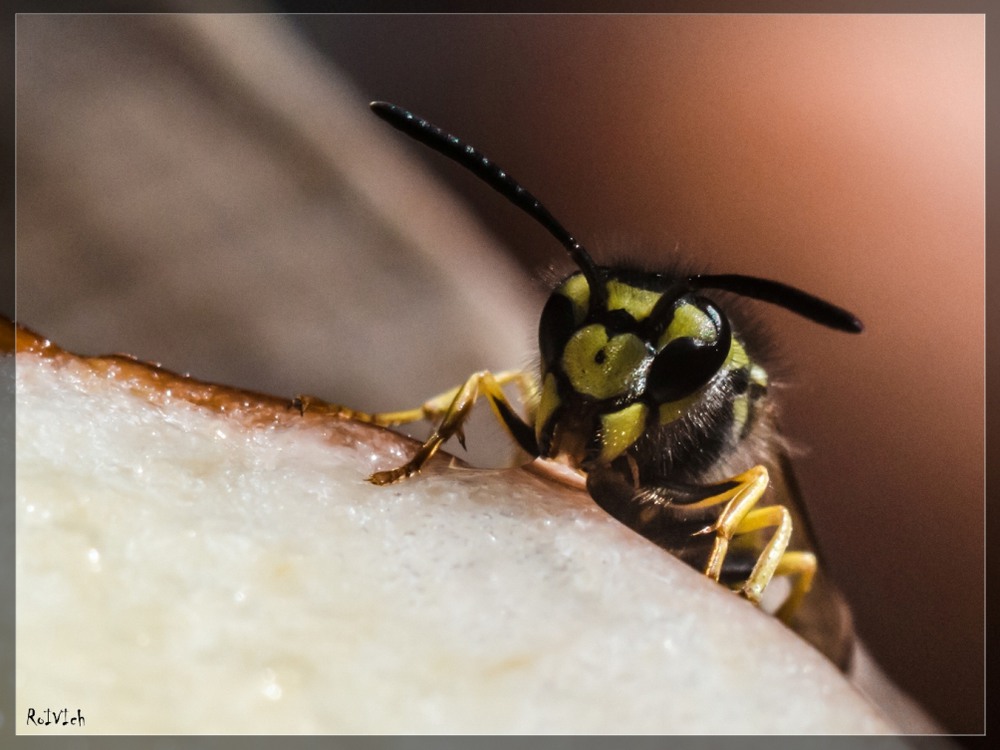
left=25, top=707, right=85, bottom=727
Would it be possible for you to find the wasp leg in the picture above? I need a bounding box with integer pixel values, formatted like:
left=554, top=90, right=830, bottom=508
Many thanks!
left=588, top=465, right=819, bottom=629
left=362, top=369, right=537, bottom=485
left=681, top=466, right=770, bottom=582
left=771, top=551, right=817, bottom=622
left=292, top=395, right=417, bottom=427
left=691, top=465, right=815, bottom=619
left=296, top=370, right=535, bottom=429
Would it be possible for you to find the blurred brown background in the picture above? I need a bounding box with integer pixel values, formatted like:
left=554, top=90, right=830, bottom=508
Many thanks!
left=15, top=13, right=983, bottom=733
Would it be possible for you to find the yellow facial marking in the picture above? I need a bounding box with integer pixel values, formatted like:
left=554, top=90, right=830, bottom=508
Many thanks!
left=659, top=303, right=716, bottom=349
left=731, top=394, right=749, bottom=437
left=658, top=391, right=701, bottom=426
left=559, top=275, right=665, bottom=324
left=605, top=280, right=662, bottom=321
left=562, top=325, right=649, bottom=400
left=600, top=403, right=649, bottom=462
left=558, top=274, right=590, bottom=325
left=750, top=363, right=768, bottom=387
left=534, top=372, right=561, bottom=442
left=725, top=337, right=749, bottom=371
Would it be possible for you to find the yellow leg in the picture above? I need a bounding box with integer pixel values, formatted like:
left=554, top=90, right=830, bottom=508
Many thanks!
left=296, top=369, right=534, bottom=428
left=293, top=395, right=416, bottom=427
left=689, top=466, right=770, bottom=581
left=689, top=465, right=815, bottom=618
left=306, top=369, right=536, bottom=485
left=734, top=504, right=793, bottom=604
left=773, top=551, right=817, bottom=622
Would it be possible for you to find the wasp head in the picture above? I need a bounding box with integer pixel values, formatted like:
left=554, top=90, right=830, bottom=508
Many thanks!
left=535, top=270, right=737, bottom=468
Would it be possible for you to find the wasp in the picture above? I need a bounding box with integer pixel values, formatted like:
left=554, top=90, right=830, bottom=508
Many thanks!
left=305, top=101, right=861, bottom=669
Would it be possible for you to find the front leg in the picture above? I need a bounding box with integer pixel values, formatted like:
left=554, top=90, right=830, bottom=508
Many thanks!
left=298, top=370, right=538, bottom=485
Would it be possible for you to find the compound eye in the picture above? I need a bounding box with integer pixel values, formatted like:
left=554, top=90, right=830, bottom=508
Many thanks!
left=646, top=300, right=731, bottom=403
left=539, top=293, right=577, bottom=368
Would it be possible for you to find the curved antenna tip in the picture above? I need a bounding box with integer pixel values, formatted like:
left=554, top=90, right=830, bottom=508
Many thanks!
left=690, top=273, right=864, bottom=334
left=369, top=101, right=396, bottom=117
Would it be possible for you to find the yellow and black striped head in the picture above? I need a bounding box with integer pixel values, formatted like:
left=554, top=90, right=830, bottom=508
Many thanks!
left=534, top=269, right=770, bottom=474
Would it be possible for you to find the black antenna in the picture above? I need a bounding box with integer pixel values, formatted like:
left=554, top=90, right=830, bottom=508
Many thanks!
left=370, top=101, right=607, bottom=310
left=688, top=274, right=863, bottom=333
